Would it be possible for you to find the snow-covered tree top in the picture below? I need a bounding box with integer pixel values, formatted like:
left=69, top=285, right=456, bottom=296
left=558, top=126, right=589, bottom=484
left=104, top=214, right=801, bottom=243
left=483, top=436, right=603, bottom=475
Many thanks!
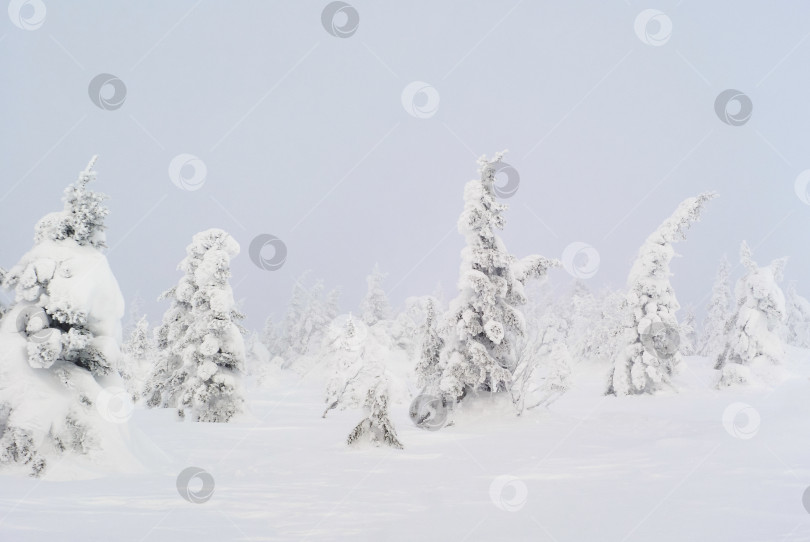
left=627, top=192, right=716, bottom=292
left=34, top=156, right=109, bottom=250
left=185, top=229, right=241, bottom=262
left=646, top=192, right=717, bottom=247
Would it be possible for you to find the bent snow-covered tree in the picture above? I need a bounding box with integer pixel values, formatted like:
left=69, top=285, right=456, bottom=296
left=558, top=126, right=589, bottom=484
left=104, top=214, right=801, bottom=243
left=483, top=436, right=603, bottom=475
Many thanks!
left=607, top=192, right=716, bottom=396
left=716, top=242, right=786, bottom=387
left=699, top=256, right=733, bottom=357
left=144, top=229, right=246, bottom=422
left=0, top=158, right=139, bottom=476
left=438, top=153, right=558, bottom=402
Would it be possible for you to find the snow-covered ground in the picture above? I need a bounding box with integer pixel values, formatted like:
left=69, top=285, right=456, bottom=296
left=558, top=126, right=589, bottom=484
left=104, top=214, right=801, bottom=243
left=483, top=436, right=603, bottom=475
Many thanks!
left=1, top=349, right=809, bottom=542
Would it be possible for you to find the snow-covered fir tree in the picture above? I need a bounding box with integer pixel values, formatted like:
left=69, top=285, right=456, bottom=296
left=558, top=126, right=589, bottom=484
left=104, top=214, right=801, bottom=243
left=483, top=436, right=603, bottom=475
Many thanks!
left=0, top=267, right=9, bottom=321
left=414, top=296, right=444, bottom=394
left=679, top=306, right=698, bottom=356
left=260, top=315, right=279, bottom=357
left=144, top=229, right=246, bottom=422
left=575, top=287, right=625, bottom=365
left=511, top=312, right=572, bottom=414
left=437, top=153, right=558, bottom=402
left=0, top=157, right=137, bottom=476
left=716, top=242, right=787, bottom=387
left=360, top=263, right=392, bottom=327
left=346, top=377, right=403, bottom=449
left=607, top=192, right=715, bottom=396
left=121, top=315, right=154, bottom=399
left=387, top=295, right=428, bottom=360
left=123, top=292, right=145, bottom=338
left=782, top=282, right=810, bottom=348
left=278, top=273, right=340, bottom=365
left=699, top=256, right=732, bottom=357
left=562, top=280, right=595, bottom=355
left=537, top=315, right=573, bottom=401
left=322, top=315, right=380, bottom=417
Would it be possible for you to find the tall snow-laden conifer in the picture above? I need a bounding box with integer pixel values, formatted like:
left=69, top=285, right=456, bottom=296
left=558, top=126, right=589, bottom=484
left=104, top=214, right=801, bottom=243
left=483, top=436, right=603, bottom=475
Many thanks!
left=607, top=192, right=715, bottom=395
left=145, top=229, right=245, bottom=422
left=438, top=153, right=558, bottom=401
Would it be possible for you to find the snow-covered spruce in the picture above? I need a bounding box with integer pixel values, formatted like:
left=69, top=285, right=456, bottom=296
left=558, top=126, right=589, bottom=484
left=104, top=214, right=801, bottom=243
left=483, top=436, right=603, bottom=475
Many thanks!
left=360, top=263, right=392, bottom=327
left=346, top=378, right=403, bottom=449
left=276, top=272, right=340, bottom=367
left=123, top=292, right=145, bottom=339
left=144, top=229, right=246, bottom=422
left=322, top=315, right=381, bottom=417
left=699, top=256, right=733, bottom=358
left=389, top=296, right=425, bottom=361
left=715, top=242, right=787, bottom=387
left=782, top=282, right=810, bottom=348
left=570, top=284, right=625, bottom=365
left=607, top=192, right=716, bottom=396
left=260, top=315, right=280, bottom=358
left=511, top=308, right=573, bottom=414
left=121, top=315, right=154, bottom=400
left=414, top=296, right=444, bottom=394
left=679, top=306, right=698, bottom=356
left=0, top=157, right=138, bottom=477
left=437, top=153, right=559, bottom=402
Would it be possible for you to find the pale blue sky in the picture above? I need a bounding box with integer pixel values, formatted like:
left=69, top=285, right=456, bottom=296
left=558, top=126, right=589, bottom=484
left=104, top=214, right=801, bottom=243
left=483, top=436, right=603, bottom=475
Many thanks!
left=2, top=0, right=810, bottom=328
